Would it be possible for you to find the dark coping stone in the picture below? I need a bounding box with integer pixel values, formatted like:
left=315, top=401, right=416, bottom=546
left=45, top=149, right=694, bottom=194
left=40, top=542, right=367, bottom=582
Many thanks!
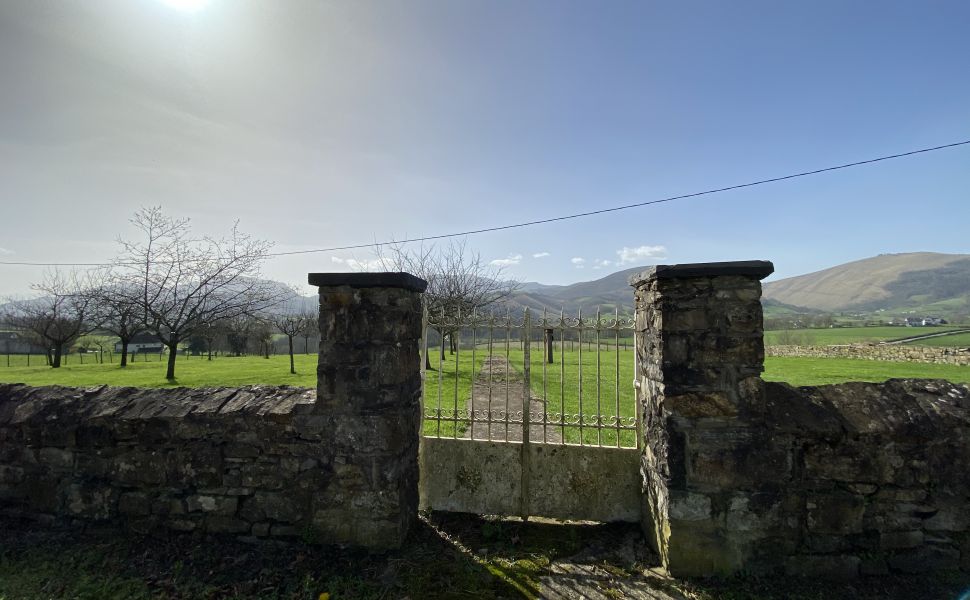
left=628, top=261, right=774, bottom=286
left=308, top=272, right=428, bottom=292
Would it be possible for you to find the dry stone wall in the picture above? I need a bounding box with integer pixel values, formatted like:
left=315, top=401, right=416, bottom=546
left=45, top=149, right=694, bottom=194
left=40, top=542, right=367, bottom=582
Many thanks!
left=767, top=344, right=970, bottom=366
left=0, top=272, right=427, bottom=550
left=631, top=262, right=970, bottom=579
left=0, top=384, right=336, bottom=541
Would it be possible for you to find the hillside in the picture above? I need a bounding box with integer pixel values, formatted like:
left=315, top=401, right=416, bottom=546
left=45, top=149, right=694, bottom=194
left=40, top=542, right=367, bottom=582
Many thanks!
left=506, top=266, right=644, bottom=314
left=762, top=252, right=970, bottom=316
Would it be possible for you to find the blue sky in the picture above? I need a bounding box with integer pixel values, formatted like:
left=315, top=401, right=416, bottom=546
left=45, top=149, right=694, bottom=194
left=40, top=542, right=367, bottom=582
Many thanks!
left=1, top=0, right=968, bottom=295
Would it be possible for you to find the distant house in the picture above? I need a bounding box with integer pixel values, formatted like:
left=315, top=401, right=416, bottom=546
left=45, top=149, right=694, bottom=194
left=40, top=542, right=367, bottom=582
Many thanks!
left=0, top=331, right=45, bottom=354
left=903, top=316, right=948, bottom=327
left=114, top=333, right=165, bottom=354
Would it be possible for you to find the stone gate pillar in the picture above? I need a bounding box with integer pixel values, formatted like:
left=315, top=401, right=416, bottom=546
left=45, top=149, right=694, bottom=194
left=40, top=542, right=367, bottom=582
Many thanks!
left=630, top=261, right=775, bottom=576
left=308, top=272, right=427, bottom=549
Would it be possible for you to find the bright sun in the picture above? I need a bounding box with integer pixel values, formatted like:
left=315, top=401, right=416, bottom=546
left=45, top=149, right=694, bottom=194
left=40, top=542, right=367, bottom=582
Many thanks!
left=156, top=0, right=210, bottom=13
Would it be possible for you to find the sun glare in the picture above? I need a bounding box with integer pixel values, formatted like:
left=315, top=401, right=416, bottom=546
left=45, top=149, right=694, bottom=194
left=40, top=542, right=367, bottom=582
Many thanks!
left=156, top=0, right=210, bottom=13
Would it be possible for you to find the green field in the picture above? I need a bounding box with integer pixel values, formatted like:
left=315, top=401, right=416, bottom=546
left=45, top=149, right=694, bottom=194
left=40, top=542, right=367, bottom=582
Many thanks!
left=3, top=351, right=969, bottom=437
left=764, top=325, right=967, bottom=346
left=903, top=331, right=970, bottom=347
left=761, top=356, right=970, bottom=386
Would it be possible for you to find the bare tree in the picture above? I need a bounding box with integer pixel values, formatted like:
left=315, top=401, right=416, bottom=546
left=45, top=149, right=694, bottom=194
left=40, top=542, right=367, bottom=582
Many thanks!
left=251, top=318, right=275, bottom=359
left=299, top=312, right=318, bottom=355
left=273, top=312, right=309, bottom=374
left=87, top=273, right=146, bottom=368
left=115, top=207, right=280, bottom=380
left=377, top=239, right=518, bottom=367
left=1, top=270, right=95, bottom=368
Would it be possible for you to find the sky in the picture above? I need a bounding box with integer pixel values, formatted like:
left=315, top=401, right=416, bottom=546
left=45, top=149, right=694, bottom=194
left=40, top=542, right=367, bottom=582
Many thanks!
left=1, top=0, right=968, bottom=297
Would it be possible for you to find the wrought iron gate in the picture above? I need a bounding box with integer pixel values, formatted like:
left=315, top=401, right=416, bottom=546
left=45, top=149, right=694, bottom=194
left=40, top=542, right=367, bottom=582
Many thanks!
left=418, top=306, right=642, bottom=522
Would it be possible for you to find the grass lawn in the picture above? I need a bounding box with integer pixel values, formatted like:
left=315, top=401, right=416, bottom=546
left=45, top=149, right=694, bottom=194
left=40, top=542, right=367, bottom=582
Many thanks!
left=425, top=345, right=638, bottom=446
left=763, top=356, right=970, bottom=386
left=0, top=353, right=321, bottom=388
left=1, top=352, right=968, bottom=427
left=763, top=325, right=965, bottom=346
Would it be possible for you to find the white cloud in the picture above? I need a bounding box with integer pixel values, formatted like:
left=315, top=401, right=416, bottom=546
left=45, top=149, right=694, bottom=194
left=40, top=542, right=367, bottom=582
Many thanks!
left=331, top=256, right=384, bottom=271
left=591, top=259, right=612, bottom=270
left=490, top=254, right=522, bottom=267
left=616, top=245, right=667, bottom=265
left=532, top=251, right=550, bottom=258
left=571, top=257, right=586, bottom=268
left=0, top=247, right=12, bottom=255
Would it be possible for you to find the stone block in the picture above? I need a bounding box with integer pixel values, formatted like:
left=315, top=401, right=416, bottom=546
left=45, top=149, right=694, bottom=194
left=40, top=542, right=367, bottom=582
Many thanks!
left=887, top=545, right=960, bottom=573
left=186, top=495, right=237, bottom=515
left=686, top=427, right=790, bottom=490
left=665, top=392, right=737, bottom=418
left=784, top=555, right=860, bottom=580
left=666, top=521, right=743, bottom=577
left=0, top=465, right=24, bottom=484
left=239, top=492, right=304, bottom=523
left=206, top=516, right=251, bottom=534
left=725, top=493, right=781, bottom=534
left=668, top=492, right=711, bottom=521
left=38, top=447, right=74, bottom=470
left=152, top=497, right=185, bottom=516
left=65, top=483, right=116, bottom=520
left=879, top=530, right=924, bottom=550
left=167, top=518, right=198, bottom=532
left=118, top=492, right=151, bottom=516
left=807, top=492, right=865, bottom=535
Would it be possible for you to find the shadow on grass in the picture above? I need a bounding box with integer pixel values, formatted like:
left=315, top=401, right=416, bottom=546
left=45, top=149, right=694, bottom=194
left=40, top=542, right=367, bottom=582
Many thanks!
left=0, top=515, right=534, bottom=600
left=2, top=514, right=968, bottom=600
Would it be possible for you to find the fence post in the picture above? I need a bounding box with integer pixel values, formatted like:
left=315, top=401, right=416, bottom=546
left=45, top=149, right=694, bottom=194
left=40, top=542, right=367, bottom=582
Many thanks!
left=308, top=272, right=427, bottom=549
left=520, top=308, right=531, bottom=520
left=630, top=261, right=773, bottom=577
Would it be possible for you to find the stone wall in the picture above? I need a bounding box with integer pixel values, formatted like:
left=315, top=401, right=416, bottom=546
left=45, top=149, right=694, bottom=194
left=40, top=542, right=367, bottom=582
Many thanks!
left=0, top=272, right=427, bottom=550
left=0, top=384, right=329, bottom=540
left=761, top=378, right=970, bottom=578
left=767, top=343, right=970, bottom=366
left=631, top=262, right=970, bottom=579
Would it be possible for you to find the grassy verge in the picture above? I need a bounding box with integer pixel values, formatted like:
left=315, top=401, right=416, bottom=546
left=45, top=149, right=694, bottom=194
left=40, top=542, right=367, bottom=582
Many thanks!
left=1, top=515, right=967, bottom=600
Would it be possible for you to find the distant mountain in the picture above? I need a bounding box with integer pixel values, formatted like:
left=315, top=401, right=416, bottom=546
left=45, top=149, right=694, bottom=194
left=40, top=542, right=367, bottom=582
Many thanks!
left=762, top=252, right=970, bottom=317
left=506, top=266, right=644, bottom=314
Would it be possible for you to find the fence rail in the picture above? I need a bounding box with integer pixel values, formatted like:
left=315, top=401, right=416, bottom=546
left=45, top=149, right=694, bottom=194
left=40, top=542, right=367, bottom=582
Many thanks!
left=422, top=306, right=639, bottom=449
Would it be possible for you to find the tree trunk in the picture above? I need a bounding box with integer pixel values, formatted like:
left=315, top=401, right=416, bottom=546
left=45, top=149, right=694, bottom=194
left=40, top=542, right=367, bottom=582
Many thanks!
left=207, top=341, right=213, bottom=361
left=45, top=348, right=53, bottom=366
left=120, top=340, right=129, bottom=367
left=288, top=336, right=295, bottom=374
left=304, top=336, right=309, bottom=355
left=545, top=328, right=554, bottom=364
left=51, top=345, right=63, bottom=368
left=165, top=338, right=179, bottom=380
left=449, top=334, right=456, bottom=355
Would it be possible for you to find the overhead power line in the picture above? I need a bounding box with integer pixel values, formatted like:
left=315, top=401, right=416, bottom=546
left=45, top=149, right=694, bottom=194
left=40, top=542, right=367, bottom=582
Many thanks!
left=1, top=138, right=968, bottom=268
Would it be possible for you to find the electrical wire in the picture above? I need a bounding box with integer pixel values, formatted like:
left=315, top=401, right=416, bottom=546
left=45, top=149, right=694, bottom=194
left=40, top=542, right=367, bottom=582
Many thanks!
left=1, top=138, right=967, bottom=268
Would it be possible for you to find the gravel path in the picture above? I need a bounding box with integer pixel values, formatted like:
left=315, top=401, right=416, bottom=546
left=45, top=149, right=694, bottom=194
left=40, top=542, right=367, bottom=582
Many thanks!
left=465, top=355, right=564, bottom=444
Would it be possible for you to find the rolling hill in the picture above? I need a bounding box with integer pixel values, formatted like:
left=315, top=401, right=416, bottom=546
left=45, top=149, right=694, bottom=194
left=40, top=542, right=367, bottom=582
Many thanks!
left=504, top=252, right=970, bottom=320
left=762, top=252, right=970, bottom=316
